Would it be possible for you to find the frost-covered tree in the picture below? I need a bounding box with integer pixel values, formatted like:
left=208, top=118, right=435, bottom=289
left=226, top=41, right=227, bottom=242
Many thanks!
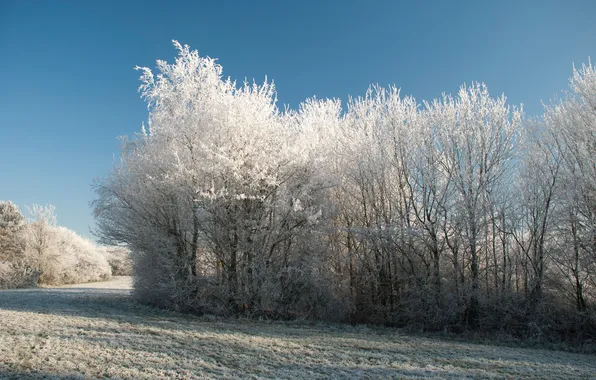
left=512, top=121, right=564, bottom=312
left=543, top=63, right=596, bottom=314
left=25, top=204, right=58, bottom=283
left=330, top=83, right=521, bottom=327
left=2, top=202, right=110, bottom=288
left=35, top=226, right=111, bottom=285
left=0, top=201, right=26, bottom=261
left=426, top=84, right=521, bottom=326
left=94, top=41, right=339, bottom=318
left=0, top=201, right=37, bottom=288
left=1, top=203, right=112, bottom=287
left=334, top=86, right=428, bottom=323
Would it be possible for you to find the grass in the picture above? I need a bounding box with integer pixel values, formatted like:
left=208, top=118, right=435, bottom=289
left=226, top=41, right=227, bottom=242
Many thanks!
left=0, top=277, right=594, bottom=379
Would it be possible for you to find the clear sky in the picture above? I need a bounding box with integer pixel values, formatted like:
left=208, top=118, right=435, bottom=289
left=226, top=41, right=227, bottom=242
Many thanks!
left=1, top=0, right=594, bottom=239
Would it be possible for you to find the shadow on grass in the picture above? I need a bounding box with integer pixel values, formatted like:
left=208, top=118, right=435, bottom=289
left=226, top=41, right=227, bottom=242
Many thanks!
left=0, top=287, right=137, bottom=317
left=0, top=286, right=366, bottom=341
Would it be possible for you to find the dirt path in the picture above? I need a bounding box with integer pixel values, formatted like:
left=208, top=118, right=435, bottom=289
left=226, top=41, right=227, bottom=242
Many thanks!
left=1, top=277, right=595, bottom=379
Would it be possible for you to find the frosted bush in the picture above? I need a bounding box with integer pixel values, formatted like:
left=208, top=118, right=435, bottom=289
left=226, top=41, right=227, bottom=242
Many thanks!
left=34, top=226, right=111, bottom=285
left=0, top=260, right=41, bottom=289
left=100, top=246, right=132, bottom=276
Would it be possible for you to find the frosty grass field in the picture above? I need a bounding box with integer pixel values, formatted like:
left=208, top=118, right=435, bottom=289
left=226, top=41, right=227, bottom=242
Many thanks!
left=0, top=277, right=594, bottom=379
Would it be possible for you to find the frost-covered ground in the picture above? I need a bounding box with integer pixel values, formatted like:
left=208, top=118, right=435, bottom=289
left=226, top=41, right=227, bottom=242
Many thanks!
left=0, top=278, right=594, bottom=379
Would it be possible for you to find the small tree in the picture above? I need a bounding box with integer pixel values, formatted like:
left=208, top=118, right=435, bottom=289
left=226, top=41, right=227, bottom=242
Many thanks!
left=0, top=201, right=41, bottom=288
left=0, top=201, right=26, bottom=261
left=24, top=204, right=58, bottom=283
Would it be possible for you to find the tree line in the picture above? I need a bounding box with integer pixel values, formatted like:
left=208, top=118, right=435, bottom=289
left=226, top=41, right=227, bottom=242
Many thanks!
left=93, top=41, right=596, bottom=343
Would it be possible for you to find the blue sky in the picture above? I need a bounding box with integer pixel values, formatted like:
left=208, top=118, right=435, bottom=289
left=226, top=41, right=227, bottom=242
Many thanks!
left=1, top=0, right=594, bottom=239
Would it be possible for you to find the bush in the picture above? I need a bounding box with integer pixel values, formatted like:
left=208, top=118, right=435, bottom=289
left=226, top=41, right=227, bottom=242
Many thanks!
left=0, top=260, right=41, bottom=289
left=100, top=246, right=132, bottom=276
left=0, top=200, right=26, bottom=263
left=31, top=226, right=111, bottom=285
left=1, top=202, right=113, bottom=288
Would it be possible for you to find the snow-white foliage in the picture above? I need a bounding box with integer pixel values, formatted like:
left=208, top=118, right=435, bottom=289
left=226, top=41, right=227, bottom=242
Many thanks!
left=94, top=41, right=596, bottom=340
left=0, top=201, right=38, bottom=288
left=0, top=201, right=26, bottom=261
left=95, top=41, right=341, bottom=318
left=28, top=225, right=112, bottom=285
left=0, top=201, right=26, bottom=232
left=0, top=203, right=112, bottom=288
left=532, top=62, right=596, bottom=313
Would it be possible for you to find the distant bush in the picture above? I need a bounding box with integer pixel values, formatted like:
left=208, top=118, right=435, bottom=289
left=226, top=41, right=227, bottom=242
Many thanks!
left=0, top=201, right=26, bottom=262
left=0, top=202, right=112, bottom=288
left=32, top=226, right=111, bottom=285
left=101, top=246, right=132, bottom=276
left=0, top=201, right=39, bottom=289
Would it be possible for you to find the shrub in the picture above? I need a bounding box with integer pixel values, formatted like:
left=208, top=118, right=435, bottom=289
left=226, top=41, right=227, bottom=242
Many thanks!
left=31, top=226, right=111, bottom=285
left=101, top=246, right=132, bottom=276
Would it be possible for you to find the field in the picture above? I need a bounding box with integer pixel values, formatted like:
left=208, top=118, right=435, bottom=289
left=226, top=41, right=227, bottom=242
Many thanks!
left=0, top=278, right=594, bottom=379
